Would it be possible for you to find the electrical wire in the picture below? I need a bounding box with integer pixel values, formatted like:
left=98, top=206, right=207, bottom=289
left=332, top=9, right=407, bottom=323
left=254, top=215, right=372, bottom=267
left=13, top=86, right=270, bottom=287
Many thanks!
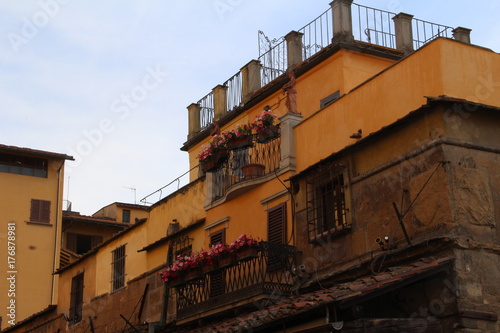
left=372, top=161, right=445, bottom=274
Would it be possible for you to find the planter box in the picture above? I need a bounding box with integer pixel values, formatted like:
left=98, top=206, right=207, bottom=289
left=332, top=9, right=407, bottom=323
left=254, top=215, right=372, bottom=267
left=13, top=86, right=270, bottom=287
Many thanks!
left=241, top=163, right=265, bottom=179
left=228, top=135, right=254, bottom=150
left=201, top=149, right=229, bottom=172
left=257, top=125, right=279, bottom=144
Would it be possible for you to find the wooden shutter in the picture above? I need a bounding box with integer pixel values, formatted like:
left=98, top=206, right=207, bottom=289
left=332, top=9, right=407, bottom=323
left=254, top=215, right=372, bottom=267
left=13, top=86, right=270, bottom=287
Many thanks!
left=69, top=273, right=84, bottom=323
left=30, top=199, right=50, bottom=223
left=66, top=233, right=77, bottom=253
left=210, top=229, right=226, bottom=297
left=210, top=229, right=226, bottom=246
left=267, top=202, right=287, bottom=244
left=30, top=199, right=40, bottom=221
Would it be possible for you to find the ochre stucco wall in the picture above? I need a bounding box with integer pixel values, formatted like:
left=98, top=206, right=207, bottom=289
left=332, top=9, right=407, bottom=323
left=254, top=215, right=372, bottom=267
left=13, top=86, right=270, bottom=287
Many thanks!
left=0, top=156, right=65, bottom=325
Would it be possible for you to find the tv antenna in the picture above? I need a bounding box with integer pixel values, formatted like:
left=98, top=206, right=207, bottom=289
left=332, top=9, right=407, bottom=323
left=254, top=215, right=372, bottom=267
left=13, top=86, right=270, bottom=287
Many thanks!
left=122, top=186, right=137, bottom=204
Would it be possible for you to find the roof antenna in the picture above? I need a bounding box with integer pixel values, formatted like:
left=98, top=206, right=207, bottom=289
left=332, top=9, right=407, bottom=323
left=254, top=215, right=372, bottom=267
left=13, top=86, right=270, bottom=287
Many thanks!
left=123, top=186, right=137, bottom=204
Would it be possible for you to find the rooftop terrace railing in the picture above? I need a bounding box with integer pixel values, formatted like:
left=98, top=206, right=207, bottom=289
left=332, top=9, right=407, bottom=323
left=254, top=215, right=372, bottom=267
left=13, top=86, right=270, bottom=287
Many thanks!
left=412, top=17, right=453, bottom=49
left=299, top=7, right=333, bottom=61
left=352, top=3, right=396, bottom=49
left=186, top=1, right=469, bottom=146
left=199, top=91, right=214, bottom=132
left=224, top=71, right=243, bottom=112
left=258, top=34, right=287, bottom=87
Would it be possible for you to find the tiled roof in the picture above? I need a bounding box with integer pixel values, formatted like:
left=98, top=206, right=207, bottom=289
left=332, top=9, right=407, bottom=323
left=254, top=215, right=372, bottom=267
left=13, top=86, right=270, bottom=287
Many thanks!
left=0, top=143, right=74, bottom=160
left=176, top=256, right=454, bottom=333
left=62, top=211, right=130, bottom=227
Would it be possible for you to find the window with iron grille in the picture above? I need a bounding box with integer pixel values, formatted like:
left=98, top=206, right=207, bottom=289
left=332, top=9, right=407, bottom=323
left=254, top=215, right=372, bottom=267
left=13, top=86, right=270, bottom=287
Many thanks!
left=111, top=245, right=126, bottom=292
left=167, top=236, right=193, bottom=265
left=306, top=163, right=349, bottom=242
left=69, top=272, right=84, bottom=323
left=30, top=199, right=51, bottom=223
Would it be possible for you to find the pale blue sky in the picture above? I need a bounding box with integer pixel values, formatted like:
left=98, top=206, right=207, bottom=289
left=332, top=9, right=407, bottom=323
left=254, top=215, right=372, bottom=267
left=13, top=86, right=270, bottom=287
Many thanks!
left=1, top=1, right=498, bottom=215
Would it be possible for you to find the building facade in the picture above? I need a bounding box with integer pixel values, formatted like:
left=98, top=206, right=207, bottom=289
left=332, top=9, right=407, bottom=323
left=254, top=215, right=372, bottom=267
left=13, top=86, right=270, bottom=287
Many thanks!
left=0, top=144, right=73, bottom=328
left=3, top=1, right=499, bottom=332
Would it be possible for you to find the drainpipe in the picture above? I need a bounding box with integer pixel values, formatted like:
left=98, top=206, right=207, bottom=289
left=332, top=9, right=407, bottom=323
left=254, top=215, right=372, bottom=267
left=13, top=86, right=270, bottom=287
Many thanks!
left=160, top=285, right=169, bottom=325
left=51, top=160, right=65, bottom=304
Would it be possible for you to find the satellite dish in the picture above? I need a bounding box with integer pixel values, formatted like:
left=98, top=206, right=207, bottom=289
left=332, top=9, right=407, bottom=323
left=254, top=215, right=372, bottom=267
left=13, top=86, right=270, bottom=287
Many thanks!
left=331, top=321, right=344, bottom=330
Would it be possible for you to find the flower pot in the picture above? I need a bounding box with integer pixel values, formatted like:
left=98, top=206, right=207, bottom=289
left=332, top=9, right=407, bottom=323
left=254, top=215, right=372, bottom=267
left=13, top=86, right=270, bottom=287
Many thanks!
left=201, top=262, right=217, bottom=274
left=201, top=149, right=229, bottom=172
left=257, top=125, right=279, bottom=143
left=217, top=254, right=236, bottom=269
left=228, top=135, right=254, bottom=150
left=241, top=163, right=265, bottom=179
left=183, top=269, right=200, bottom=282
left=236, top=247, right=259, bottom=261
left=214, top=148, right=229, bottom=164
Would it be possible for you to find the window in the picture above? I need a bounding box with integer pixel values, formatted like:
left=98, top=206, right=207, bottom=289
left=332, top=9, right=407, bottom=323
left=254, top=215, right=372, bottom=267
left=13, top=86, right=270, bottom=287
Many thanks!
left=267, top=203, right=287, bottom=271
left=69, top=273, right=84, bottom=323
left=111, top=245, right=126, bottom=292
left=167, top=236, right=193, bottom=265
left=66, top=233, right=103, bottom=255
left=209, top=229, right=226, bottom=298
left=30, top=199, right=51, bottom=223
left=267, top=203, right=287, bottom=244
left=306, top=163, right=349, bottom=242
left=122, top=209, right=131, bottom=223
left=0, top=153, right=47, bottom=178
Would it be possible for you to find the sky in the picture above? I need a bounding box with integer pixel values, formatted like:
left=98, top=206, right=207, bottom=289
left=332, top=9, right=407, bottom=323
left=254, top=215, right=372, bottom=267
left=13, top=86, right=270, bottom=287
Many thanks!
left=1, top=0, right=499, bottom=215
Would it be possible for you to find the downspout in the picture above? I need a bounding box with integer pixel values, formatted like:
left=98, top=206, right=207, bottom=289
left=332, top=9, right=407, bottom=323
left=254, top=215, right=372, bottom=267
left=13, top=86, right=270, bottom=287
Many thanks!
left=161, top=284, right=169, bottom=325
left=51, top=160, right=65, bottom=304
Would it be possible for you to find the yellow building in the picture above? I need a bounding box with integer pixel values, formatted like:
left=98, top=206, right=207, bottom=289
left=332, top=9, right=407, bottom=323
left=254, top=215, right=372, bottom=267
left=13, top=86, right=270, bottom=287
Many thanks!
left=0, top=144, right=73, bottom=328
left=4, top=1, right=500, bottom=332
left=92, top=202, right=149, bottom=224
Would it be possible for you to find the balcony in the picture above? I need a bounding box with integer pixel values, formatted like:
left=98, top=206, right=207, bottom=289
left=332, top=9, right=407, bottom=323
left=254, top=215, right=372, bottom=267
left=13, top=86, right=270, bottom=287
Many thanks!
left=209, top=130, right=281, bottom=201
left=171, top=242, right=296, bottom=321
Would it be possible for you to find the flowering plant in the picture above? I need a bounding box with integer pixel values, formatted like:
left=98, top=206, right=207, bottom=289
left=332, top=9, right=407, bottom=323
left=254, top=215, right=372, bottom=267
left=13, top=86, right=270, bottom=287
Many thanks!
left=228, top=234, right=260, bottom=252
left=196, top=134, right=228, bottom=161
left=254, top=110, right=277, bottom=132
left=159, top=235, right=261, bottom=283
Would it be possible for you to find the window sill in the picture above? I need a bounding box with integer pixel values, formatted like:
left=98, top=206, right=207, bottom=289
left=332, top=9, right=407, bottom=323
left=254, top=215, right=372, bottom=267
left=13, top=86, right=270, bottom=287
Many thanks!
left=309, top=223, right=352, bottom=243
left=110, top=286, right=126, bottom=294
left=26, top=221, right=53, bottom=227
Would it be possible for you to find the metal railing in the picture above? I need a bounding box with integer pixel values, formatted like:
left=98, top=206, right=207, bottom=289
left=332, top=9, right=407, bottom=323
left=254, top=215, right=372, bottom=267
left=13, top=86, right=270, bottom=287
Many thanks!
left=258, top=38, right=287, bottom=87
left=199, top=91, right=214, bottom=132
left=224, top=71, right=242, bottom=112
left=173, top=242, right=296, bottom=319
left=352, top=3, right=396, bottom=48
left=412, top=17, right=453, bottom=49
left=140, top=166, right=196, bottom=205
left=192, top=3, right=455, bottom=133
left=299, top=7, right=333, bottom=60
left=210, top=131, right=281, bottom=201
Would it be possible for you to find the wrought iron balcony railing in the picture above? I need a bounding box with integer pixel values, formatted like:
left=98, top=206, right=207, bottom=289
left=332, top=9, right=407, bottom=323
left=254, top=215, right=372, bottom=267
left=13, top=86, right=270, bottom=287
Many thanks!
left=171, top=242, right=296, bottom=320
left=210, top=130, right=281, bottom=201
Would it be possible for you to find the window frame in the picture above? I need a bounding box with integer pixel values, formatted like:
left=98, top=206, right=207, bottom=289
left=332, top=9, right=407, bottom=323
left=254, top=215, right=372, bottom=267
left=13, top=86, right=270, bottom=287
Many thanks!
left=69, top=272, right=84, bottom=324
left=29, top=199, right=51, bottom=224
left=111, top=244, right=126, bottom=292
left=0, top=153, right=47, bottom=178
left=122, top=209, right=131, bottom=223
left=306, top=163, right=350, bottom=242
left=209, top=229, right=226, bottom=298
left=167, top=236, right=193, bottom=265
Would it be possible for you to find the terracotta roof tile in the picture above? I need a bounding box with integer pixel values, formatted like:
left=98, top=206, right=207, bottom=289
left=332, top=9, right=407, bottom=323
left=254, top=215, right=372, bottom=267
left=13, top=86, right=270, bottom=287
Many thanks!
left=178, top=256, right=454, bottom=333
